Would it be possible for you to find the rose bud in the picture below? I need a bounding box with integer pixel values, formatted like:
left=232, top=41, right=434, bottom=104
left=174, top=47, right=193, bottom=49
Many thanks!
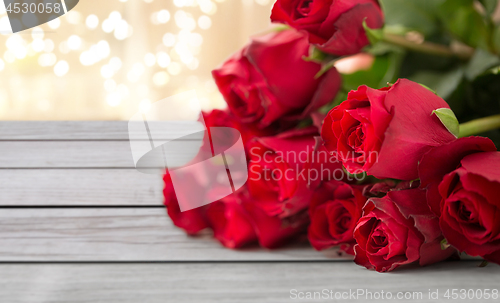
left=308, top=181, right=367, bottom=254
left=271, top=0, right=384, bottom=56
left=207, top=187, right=309, bottom=249
left=248, top=126, right=344, bottom=218
left=163, top=173, right=210, bottom=235
left=212, top=29, right=341, bottom=129
left=419, top=137, right=500, bottom=264
left=321, top=79, right=457, bottom=181
left=354, top=188, right=457, bottom=272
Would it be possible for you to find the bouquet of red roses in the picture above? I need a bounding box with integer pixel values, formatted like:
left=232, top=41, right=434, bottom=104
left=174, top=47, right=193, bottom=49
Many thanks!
left=164, top=0, right=500, bottom=272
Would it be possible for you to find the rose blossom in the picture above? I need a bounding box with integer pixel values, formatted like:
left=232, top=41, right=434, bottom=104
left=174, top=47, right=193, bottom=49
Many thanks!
left=271, top=0, right=384, bottom=56
left=354, top=188, right=457, bottom=272
left=321, top=79, right=457, bottom=181
left=248, top=126, right=344, bottom=218
left=308, top=181, right=367, bottom=254
left=419, top=137, right=500, bottom=264
left=207, top=187, right=309, bottom=249
left=212, top=29, right=341, bottom=129
left=163, top=174, right=210, bottom=235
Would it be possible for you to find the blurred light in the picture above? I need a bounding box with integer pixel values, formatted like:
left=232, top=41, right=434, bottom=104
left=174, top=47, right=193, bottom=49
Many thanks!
left=38, top=53, right=57, bottom=67
left=175, top=10, right=196, bottom=30
left=153, top=71, right=170, bottom=86
left=167, top=62, right=181, bottom=75
left=47, top=18, right=60, bottom=29
left=4, top=50, right=15, bottom=63
left=86, top=14, right=99, bottom=29
left=117, top=84, right=130, bottom=97
left=67, top=35, right=82, bottom=50
left=37, top=99, right=51, bottom=111
left=156, top=52, right=171, bottom=68
left=0, top=58, right=4, bottom=71
left=54, top=60, right=69, bottom=77
left=109, top=11, right=122, bottom=22
left=137, top=84, right=149, bottom=97
left=31, top=38, right=45, bottom=52
left=186, top=57, right=199, bottom=70
left=198, top=15, right=211, bottom=30
left=104, top=79, right=117, bottom=92
left=255, top=0, right=270, bottom=5
left=100, top=64, right=114, bottom=78
left=144, top=53, right=156, bottom=66
left=106, top=92, right=121, bottom=107
left=139, top=99, right=151, bottom=113
left=114, top=19, right=130, bottom=40
left=198, top=0, right=217, bottom=14
left=127, top=63, right=145, bottom=82
left=43, top=39, right=54, bottom=52
left=109, top=57, right=122, bottom=71
left=102, top=19, right=114, bottom=33
left=157, top=10, right=170, bottom=23
left=189, top=33, right=203, bottom=47
left=59, top=41, right=70, bottom=54
left=66, top=11, right=82, bottom=24
left=31, top=27, right=44, bottom=39
left=0, top=17, right=11, bottom=35
left=162, top=33, right=175, bottom=47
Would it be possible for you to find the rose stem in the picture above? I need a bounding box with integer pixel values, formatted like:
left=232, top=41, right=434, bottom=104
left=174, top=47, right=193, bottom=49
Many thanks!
left=382, top=33, right=473, bottom=60
left=459, top=114, right=500, bottom=138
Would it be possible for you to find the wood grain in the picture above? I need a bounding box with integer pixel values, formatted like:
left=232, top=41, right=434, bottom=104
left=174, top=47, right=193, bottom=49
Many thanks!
left=0, top=121, right=202, bottom=140
left=0, top=141, right=200, bottom=168
left=0, top=262, right=498, bottom=303
left=0, top=169, right=163, bottom=206
left=0, top=208, right=346, bottom=261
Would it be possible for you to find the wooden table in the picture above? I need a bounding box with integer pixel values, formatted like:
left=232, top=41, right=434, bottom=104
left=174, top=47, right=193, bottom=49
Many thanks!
left=0, top=122, right=498, bottom=303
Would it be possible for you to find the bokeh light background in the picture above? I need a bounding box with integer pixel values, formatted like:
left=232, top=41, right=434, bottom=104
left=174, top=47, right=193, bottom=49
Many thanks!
left=0, top=0, right=274, bottom=120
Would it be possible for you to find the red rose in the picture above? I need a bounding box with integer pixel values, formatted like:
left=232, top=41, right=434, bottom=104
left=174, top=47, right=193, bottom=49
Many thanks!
left=271, top=0, right=384, bottom=56
left=419, top=137, right=500, bottom=264
left=203, top=109, right=277, bottom=150
left=212, top=29, right=341, bottom=129
left=207, top=192, right=258, bottom=249
left=207, top=187, right=309, bottom=249
left=354, top=188, right=457, bottom=272
left=248, top=126, right=344, bottom=218
left=308, top=181, right=367, bottom=254
left=163, top=174, right=210, bottom=235
left=321, top=79, right=457, bottom=180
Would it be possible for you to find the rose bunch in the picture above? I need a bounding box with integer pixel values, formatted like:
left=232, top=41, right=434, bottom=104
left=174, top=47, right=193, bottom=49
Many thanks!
left=163, top=0, right=500, bottom=273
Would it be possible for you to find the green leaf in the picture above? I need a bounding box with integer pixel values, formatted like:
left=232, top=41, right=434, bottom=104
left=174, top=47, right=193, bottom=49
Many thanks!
left=478, top=0, right=498, bottom=16
left=433, top=108, right=460, bottom=137
left=440, top=238, right=451, bottom=250
left=411, top=67, right=465, bottom=99
left=465, top=48, right=500, bottom=80
left=342, top=52, right=403, bottom=91
left=363, top=19, right=383, bottom=45
left=379, top=0, right=444, bottom=36
left=303, top=47, right=329, bottom=63
left=479, top=260, right=490, bottom=267
left=437, top=0, right=490, bottom=48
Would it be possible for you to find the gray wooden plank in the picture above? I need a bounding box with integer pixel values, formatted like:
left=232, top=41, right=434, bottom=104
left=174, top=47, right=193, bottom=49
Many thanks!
left=0, top=262, right=498, bottom=303
left=0, top=121, right=201, bottom=140
left=0, top=208, right=346, bottom=261
left=0, top=169, right=163, bottom=206
left=0, top=141, right=198, bottom=168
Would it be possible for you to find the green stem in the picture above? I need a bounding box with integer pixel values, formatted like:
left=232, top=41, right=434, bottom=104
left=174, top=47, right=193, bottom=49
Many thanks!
left=459, top=114, right=500, bottom=138
left=382, top=33, right=473, bottom=60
